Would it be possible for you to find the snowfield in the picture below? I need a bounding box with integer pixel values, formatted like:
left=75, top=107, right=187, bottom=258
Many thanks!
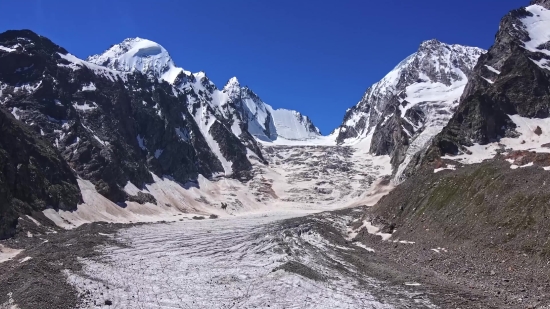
left=443, top=114, right=550, bottom=164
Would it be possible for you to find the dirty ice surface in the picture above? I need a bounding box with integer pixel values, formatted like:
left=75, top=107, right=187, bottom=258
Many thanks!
left=44, top=143, right=393, bottom=228
left=44, top=142, right=431, bottom=308
left=67, top=213, right=435, bottom=308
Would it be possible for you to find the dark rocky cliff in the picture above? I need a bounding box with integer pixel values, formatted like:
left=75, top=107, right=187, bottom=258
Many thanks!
left=0, top=30, right=262, bottom=234
left=0, top=108, right=81, bottom=239
left=422, top=2, right=550, bottom=164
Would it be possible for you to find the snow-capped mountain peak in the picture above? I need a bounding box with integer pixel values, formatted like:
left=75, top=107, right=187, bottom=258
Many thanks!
left=88, top=38, right=322, bottom=147
left=87, top=37, right=188, bottom=83
left=335, top=40, right=485, bottom=143
left=333, top=39, right=485, bottom=180
left=225, top=76, right=240, bottom=87
left=223, top=77, right=241, bottom=94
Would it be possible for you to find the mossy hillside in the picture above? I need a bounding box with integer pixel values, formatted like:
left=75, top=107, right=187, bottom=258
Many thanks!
left=371, top=161, right=550, bottom=257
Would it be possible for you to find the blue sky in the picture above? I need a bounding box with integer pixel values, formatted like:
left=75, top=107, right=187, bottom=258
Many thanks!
left=1, top=0, right=526, bottom=134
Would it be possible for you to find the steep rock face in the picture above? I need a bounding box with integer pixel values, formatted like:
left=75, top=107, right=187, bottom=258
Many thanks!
left=0, top=108, right=81, bottom=239
left=87, top=38, right=265, bottom=171
left=0, top=30, right=235, bottom=206
left=88, top=39, right=321, bottom=143
left=333, top=40, right=484, bottom=178
left=423, top=2, right=550, bottom=165
left=220, top=78, right=321, bottom=142
left=532, top=0, right=550, bottom=9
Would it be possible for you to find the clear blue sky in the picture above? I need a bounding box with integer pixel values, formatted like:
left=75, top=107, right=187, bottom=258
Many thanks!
left=1, top=0, right=526, bottom=134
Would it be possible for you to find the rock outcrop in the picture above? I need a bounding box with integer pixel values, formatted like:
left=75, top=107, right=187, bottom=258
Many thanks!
left=333, top=40, right=484, bottom=178
left=420, top=2, right=550, bottom=167
left=0, top=30, right=247, bottom=205
left=0, top=108, right=81, bottom=239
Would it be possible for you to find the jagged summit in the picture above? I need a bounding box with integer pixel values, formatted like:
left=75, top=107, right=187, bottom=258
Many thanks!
left=88, top=38, right=322, bottom=144
left=332, top=39, right=485, bottom=179
left=223, top=76, right=241, bottom=92
left=335, top=40, right=485, bottom=143
left=418, top=0, right=550, bottom=169
left=419, top=38, right=441, bottom=47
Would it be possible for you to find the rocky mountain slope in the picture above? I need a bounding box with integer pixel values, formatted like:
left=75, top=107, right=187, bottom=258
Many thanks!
left=87, top=38, right=322, bottom=143
left=357, top=160, right=550, bottom=308
left=0, top=30, right=325, bottom=236
left=416, top=0, right=550, bottom=170
left=332, top=40, right=485, bottom=178
left=355, top=1, right=550, bottom=306
left=0, top=30, right=262, bottom=216
left=0, top=107, right=81, bottom=239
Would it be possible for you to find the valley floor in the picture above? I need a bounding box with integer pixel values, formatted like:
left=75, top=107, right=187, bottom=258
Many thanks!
left=64, top=212, right=436, bottom=309
left=1, top=142, right=548, bottom=308
left=2, top=206, right=537, bottom=309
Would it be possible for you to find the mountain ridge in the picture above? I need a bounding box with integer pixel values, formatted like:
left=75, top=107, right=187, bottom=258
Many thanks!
left=331, top=39, right=485, bottom=179
left=87, top=38, right=323, bottom=143
left=412, top=1, right=550, bottom=173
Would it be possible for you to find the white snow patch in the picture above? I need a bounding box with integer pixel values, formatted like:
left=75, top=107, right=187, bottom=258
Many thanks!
left=392, top=240, right=416, bottom=245
left=510, top=162, right=534, bottom=169
left=434, top=165, right=456, bottom=173
left=13, top=81, right=42, bottom=94
left=154, top=149, right=163, bottom=159
left=136, top=135, right=146, bottom=150
left=431, top=247, right=448, bottom=254
left=11, top=107, right=20, bottom=120
left=19, top=256, right=32, bottom=263
left=81, top=82, right=96, bottom=91
left=484, top=65, right=501, bottom=74
left=93, top=135, right=108, bottom=146
left=531, top=57, right=550, bottom=70
left=2, top=292, right=19, bottom=309
left=73, top=102, right=97, bottom=111
left=364, top=221, right=393, bottom=241
left=26, top=215, right=41, bottom=226
left=0, top=45, right=16, bottom=53
left=521, top=5, right=550, bottom=57
left=354, top=242, right=376, bottom=252
left=0, top=245, right=23, bottom=264
left=482, top=77, right=495, bottom=84
left=444, top=114, right=550, bottom=164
